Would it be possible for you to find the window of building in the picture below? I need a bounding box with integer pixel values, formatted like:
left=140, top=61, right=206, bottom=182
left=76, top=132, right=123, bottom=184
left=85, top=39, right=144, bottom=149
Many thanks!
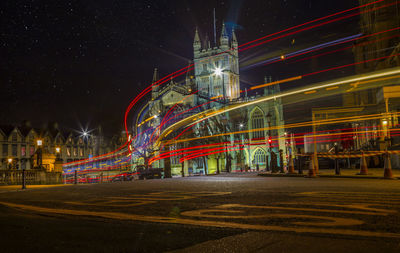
left=30, top=146, right=35, bottom=156
left=79, top=147, right=83, bottom=157
left=2, top=144, right=8, bottom=156
left=251, top=109, right=265, bottom=139
left=73, top=147, right=77, bottom=156
left=170, top=145, right=180, bottom=165
left=12, top=144, right=17, bottom=156
left=67, top=147, right=71, bottom=157
left=21, top=145, right=26, bottom=157
left=203, top=64, right=207, bottom=72
left=254, top=149, right=266, bottom=164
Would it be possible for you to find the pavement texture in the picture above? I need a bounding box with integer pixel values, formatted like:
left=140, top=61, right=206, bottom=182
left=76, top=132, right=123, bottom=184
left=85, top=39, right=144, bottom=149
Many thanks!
left=258, top=168, right=400, bottom=179
left=0, top=174, right=400, bottom=252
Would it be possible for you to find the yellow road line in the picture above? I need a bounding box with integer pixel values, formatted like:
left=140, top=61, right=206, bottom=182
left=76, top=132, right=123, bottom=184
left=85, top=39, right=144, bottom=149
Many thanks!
left=1, top=201, right=400, bottom=239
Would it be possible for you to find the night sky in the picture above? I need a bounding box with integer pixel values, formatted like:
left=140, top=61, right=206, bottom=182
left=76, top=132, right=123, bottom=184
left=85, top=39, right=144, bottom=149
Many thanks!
left=0, top=0, right=358, bottom=135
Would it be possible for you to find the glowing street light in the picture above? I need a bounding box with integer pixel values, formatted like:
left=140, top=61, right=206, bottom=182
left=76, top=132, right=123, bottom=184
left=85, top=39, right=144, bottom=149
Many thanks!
left=55, top=147, right=61, bottom=153
left=36, top=139, right=42, bottom=146
left=214, top=67, right=222, bottom=76
left=8, top=158, right=12, bottom=163
left=382, top=120, right=388, bottom=125
left=83, top=131, right=88, bottom=137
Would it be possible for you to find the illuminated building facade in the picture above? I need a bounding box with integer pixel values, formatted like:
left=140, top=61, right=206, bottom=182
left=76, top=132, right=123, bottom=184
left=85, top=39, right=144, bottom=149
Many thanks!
left=193, top=24, right=240, bottom=100
left=0, top=122, right=109, bottom=170
left=134, top=24, right=287, bottom=176
left=308, top=0, right=400, bottom=167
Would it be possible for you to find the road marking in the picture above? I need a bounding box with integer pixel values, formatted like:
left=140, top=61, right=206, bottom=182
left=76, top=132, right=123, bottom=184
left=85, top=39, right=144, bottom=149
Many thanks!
left=65, top=200, right=156, bottom=207
left=223, top=203, right=393, bottom=215
left=181, top=206, right=364, bottom=226
left=276, top=202, right=396, bottom=215
left=293, top=192, right=400, bottom=204
left=64, top=191, right=231, bottom=207
left=1, top=201, right=399, bottom=239
left=295, top=191, right=400, bottom=198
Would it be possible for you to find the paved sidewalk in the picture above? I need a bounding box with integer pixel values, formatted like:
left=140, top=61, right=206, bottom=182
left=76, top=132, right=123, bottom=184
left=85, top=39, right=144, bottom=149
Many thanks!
left=0, top=184, right=71, bottom=193
left=258, top=168, right=400, bottom=179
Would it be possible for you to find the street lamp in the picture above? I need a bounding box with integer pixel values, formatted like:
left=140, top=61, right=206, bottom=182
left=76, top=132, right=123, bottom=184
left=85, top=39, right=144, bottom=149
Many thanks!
left=7, top=158, right=12, bottom=170
left=36, top=139, right=43, bottom=169
left=55, top=147, right=61, bottom=161
left=214, top=67, right=222, bottom=76
left=213, top=67, right=225, bottom=101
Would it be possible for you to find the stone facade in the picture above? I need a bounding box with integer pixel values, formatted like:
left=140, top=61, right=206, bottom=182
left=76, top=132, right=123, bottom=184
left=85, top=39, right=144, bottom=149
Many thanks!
left=134, top=23, right=287, bottom=176
left=0, top=123, right=110, bottom=170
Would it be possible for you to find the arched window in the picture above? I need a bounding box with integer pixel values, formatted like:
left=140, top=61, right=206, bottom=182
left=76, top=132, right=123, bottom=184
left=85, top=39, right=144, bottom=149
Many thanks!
left=251, top=109, right=265, bottom=139
left=254, top=149, right=266, bottom=164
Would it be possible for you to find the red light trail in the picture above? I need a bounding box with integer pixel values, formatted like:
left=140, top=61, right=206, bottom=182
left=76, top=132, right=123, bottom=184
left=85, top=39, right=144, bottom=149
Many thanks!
left=63, top=0, right=394, bottom=169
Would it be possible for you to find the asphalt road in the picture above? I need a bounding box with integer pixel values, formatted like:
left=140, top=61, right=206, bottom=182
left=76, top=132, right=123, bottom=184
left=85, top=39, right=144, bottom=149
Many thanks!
left=0, top=173, right=400, bottom=253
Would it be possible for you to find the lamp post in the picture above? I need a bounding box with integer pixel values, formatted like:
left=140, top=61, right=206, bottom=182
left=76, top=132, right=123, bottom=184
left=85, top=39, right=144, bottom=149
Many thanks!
left=238, top=122, right=244, bottom=172
left=8, top=158, right=12, bottom=170
left=55, top=146, right=60, bottom=156
left=266, top=112, right=273, bottom=172
left=36, top=139, right=43, bottom=169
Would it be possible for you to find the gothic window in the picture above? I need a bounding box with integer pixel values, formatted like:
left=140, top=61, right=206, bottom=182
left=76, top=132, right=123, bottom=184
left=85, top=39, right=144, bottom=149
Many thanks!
left=67, top=147, right=71, bottom=157
left=254, top=149, right=266, bottom=164
left=170, top=145, right=180, bottom=165
left=21, top=145, right=26, bottom=157
left=251, top=109, right=265, bottom=139
left=203, top=64, right=207, bottom=72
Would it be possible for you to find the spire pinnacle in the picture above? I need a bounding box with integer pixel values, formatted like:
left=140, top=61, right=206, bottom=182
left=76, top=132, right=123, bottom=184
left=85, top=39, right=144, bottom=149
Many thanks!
left=152, top=68, right=159, bottom=84
left=221, top=22, right=228, bottom=37
left=232, top=28, right=237, bottom=42
left=194, top=27, right=200, bottom=43
left=220, top=21, right=229, bottom=46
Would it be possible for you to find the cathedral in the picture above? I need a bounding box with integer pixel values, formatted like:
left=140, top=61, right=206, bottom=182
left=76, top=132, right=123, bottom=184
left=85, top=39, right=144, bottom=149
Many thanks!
left=134, top=23, right=287, bottom=176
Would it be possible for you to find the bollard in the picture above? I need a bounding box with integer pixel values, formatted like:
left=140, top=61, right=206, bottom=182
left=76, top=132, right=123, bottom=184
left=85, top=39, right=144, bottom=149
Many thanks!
left=298, top=155, right=303, bottom=174
left=74, top=170, right=78, bottom=185
left=307, top=155, right=316, bottom=177
left=384, top=152, right=393, bottom=179
left=313, top=153, right=319, bottom=174
left=288, top=154, right=295, bottom=174
left=335, top=158, right=341, bottom=175
left=358, top=152, right=368, bottom=175
left=22, top=169, right=26, bottom=190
